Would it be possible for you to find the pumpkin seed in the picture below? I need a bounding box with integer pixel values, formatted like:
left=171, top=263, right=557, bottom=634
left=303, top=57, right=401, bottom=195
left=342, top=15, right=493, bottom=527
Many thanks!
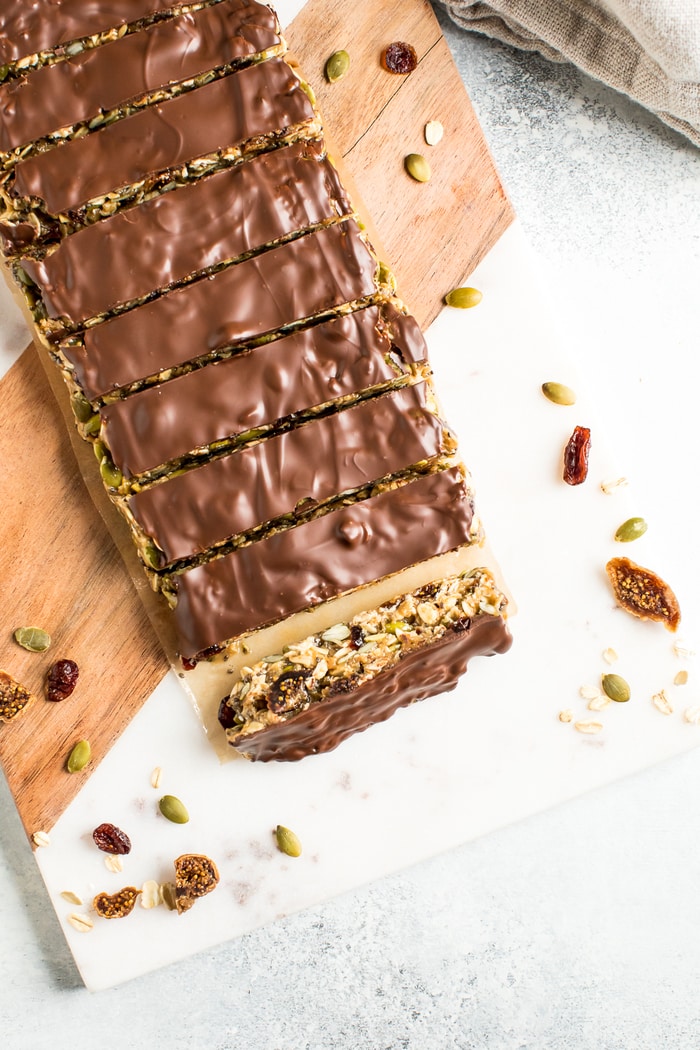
left=424, top=120, right=444, bottom=146
left=159, top=794, right=189, bottom=824
left=325, top=49, right=350, bottom=83
left=14, top=626, right=51, bottom=652
left=614, top=517, right=648, bottom=543
left=404, top=153, right=431, bottom=182
left=99, top=456, right=123, bottom=489
left=376, top=260, right=397, bottom=292
left=70, top=392, right=94, bottom=423
left=601, top=673, right=631, bottom=703
left=275, top=824, right=302, bottom=857
left=66, top=739, right=91, bottom=773
left=541, top=381, right=576, bottom=406
left=159, top=881, right=178, bottom=910
left=444, top=286, right=483, bottom=309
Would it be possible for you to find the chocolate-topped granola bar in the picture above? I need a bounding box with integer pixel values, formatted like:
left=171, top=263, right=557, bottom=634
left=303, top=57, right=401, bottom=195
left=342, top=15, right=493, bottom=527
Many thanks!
left=0, top=1, right=512, bottom=760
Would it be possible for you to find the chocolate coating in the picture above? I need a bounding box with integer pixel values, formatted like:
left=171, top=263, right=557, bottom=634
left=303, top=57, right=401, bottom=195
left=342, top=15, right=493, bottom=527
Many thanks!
left=99, top=302, right=425, bottom=468
left=172, top=466, right=475, bottom=657
left=22, top=139, right=351, bottom=323
left=0, top=0, right=189, bottom=64
left=127, top=383, right=444, bottom=563
left=66, top=220, right=377, bottom=393
left=229, top=614, right=513, bottom=761
left=0, top=1, right=280, bottom=151
left=11, top=56, right=315, bottom=212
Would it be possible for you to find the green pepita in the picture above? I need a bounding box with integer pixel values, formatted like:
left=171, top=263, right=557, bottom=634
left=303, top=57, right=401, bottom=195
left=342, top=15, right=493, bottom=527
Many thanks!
left=325, top=49, right=350, bottom=83
left=376, top=261, right=397, bottom=292
left=275, top=824, right=302, bottom=858
left=70, top=392, right=94, bottom=423
left=444, top=286, right=483, bottom=309
left=541, top=381, right=576, bottom=406
left=83, top=413, right=101, bottom=437
left=13, top=626, right=51, bottom=652
left=66, top=739, right=91, bottom=773
left=601, top=673, right=631, bottom=703
left=404, top=153, right=431, bottom=183
left=159, top=794, right=189, bottom=824
left=99, top=456, right=123, bottom=489
left=614, top=517, right=648, bottom=543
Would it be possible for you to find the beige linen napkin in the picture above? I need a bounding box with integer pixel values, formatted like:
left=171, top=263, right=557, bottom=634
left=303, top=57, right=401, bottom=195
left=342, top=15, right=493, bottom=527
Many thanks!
left=439, top=0, right=700, bottom=145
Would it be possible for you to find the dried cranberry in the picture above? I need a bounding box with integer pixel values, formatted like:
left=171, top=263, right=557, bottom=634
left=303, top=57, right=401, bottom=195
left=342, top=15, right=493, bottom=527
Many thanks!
left=381, top=41, right=418, bottom=74
left=46, top=658, right=79, bottom=702
left=180, top=655, right=198, bottom=671
left=92, top=822, right=132, bottom=855
left=218, top=696, right=237, bottom=730
left=563, top=425, right=591, bottom=485
left=349, top=625, right=365, bottom=650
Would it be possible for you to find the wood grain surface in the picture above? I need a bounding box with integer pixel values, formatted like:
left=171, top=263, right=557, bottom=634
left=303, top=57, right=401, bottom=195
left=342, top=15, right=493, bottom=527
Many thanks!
left=0, top=0, right=512, bottom=842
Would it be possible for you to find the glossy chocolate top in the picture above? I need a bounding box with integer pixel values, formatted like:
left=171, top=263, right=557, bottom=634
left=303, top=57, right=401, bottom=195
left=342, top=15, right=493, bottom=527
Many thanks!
left=98, top=302, right=426, bottom=460
left=65, top=220, right=378, bottom=393
left=0, top=0, right=192, bottom=64
left=0, top=1, right=280, bottom=152
left=23, top=140, right=352, bottom=323
left=11, top=56, right=314, bottom=212
left=127, top=383, right=444, bottom=563
left=172, top=466, right=475, bottom=656
left=229, top=614, right=513, bottom=761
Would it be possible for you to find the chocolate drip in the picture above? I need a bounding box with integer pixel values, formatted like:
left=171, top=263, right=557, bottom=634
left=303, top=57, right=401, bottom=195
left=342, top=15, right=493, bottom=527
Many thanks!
left=22, top=140, right=351, bottom=323
left=172, top=466, right=474, bottom=656
left=0, top=0, right=195, bottom=64
left=229, top=614, right=513, bottom=761
left=11, top=56, right=315, bottom=213
left=126, top=383, right=444, bottom=562
left=65, top=220, right=378, bottom=393
left=0, top=1, right=280, bottom=152
left=97, top=302, right=425, bottom=457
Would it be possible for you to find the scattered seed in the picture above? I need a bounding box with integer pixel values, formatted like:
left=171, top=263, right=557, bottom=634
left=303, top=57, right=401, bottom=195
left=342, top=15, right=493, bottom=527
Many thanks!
left=652, top=689, right=673, bottom=715
left=32, top=830, right=50, bottom=848
left=13, top=626, right=51, bottom=652
left=105, top=854, right=124, bottom=873
left=404, top=152, right=431, bottom=183
left=444, top=286, right=483, bottom=309
left=541, top=381, right=576, bottom=406
left=140, top=880, right=161, bottom=909
left=558, top=709, right=573, bottom=723
left=574, top=720, right=603, bottom=734
left=159, top=794, right=190, bottom=824
left=66, top=739, right=91, bottom=773
left=321, top=624, right=351, bottom=644
left=683, top=706, right=700, bottom=725
left=160, top=881, right=178, bottom=911
left=150, top=766, right=163, bottom=789
left=601, top=673, right=631, bottom=703
left=424, top=119, right=444, bottom=145
left=602, top=647, right=618, bottom=665
left=60, top=891, right=83, bottom=906
left=67, top=913, right=94, bottom=933
left=600, top=477, right=628, bottom=495
left=674, top=670, right=689, bottom=686
left=588, top=694, right=611, bottom=712
left=325, top=49, right=349, bottom=83
left=614, top=517, right=648, bottom=543
left=275, top=824, right=302, bottom=858
left=579, top=685, right=602, bottom=701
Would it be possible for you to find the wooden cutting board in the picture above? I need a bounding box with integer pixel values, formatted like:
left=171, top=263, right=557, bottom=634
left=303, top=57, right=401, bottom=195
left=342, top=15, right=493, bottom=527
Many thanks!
left=0, top=0, right=512, bottom=841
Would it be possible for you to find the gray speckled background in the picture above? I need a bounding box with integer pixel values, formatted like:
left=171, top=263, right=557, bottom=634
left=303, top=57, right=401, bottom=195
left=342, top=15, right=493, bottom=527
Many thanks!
left=2, top=6, right=700, bottom=1046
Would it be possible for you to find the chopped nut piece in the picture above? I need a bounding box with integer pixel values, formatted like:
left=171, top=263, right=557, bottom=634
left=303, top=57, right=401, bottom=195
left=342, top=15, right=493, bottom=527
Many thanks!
left=174, top=854, right=220, bottom=914
left=606, top=557, right=681, bottom=632
left=652, top=690, right=673, bottom=715
left=558, top=709, right=573, bottom=723
left=674, top=670, right=689, bottom=686
left=32, top=830, right=50, bottom=848
left=683, top=706, right=700, bottom=725
left=0, top=670, right=36, bottom=722
left=93, top=886, right=139, bottom=919
left=574, top=720, right=604, bottom=734
left=602, top=648, right=618, bottom=665
left=67, top=913, right=94, bottom=933
left=424, top=120, right=444, bottom=146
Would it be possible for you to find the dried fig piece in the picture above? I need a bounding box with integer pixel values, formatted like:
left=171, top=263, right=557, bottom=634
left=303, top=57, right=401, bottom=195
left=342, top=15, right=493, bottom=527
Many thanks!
left=0, top=669, right=36, bottom=722
left=173, top=853, right=219, bottom=914
left=93, top=886, right=139, bottom=919
left=606, top=556, right=681, bottom=632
